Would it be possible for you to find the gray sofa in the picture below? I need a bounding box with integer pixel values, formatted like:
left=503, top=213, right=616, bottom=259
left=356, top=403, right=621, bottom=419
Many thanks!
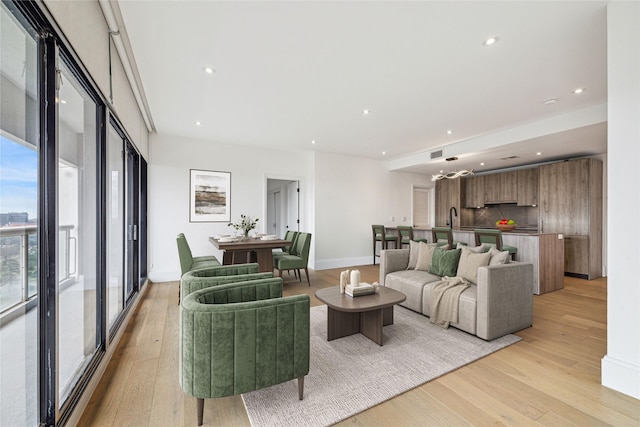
left=380, top=248, right=533, bottom=340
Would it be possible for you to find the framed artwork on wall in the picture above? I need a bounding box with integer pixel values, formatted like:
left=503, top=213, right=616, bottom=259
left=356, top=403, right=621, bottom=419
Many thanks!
left=189, top=169, right=231, bottom=222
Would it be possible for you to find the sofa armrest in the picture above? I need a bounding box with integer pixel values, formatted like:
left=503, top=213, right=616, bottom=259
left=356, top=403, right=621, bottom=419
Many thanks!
left=380, top=249, right=410, bottom=286
left=476, top=262, right=533, bottom=340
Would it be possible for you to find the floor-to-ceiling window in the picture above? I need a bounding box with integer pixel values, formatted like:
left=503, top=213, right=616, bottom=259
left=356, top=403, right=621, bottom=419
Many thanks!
left=56, top=56, right=100, bottom=406
left=0, top=1, right=147, bottom=425
left=0, top=3, right=39, bottom=425
left=106, top=124, right=124, bottom=330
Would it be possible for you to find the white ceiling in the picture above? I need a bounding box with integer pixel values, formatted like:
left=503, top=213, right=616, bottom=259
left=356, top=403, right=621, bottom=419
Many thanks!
left=116, top=1, right=608, bottom=176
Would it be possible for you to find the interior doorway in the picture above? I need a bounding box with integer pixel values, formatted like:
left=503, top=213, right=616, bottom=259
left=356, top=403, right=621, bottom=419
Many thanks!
left=266, top=179, right=299, bottom=237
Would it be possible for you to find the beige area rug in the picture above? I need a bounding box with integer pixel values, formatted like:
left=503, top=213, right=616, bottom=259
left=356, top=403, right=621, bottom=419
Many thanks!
left=242, top=304, right=521, bottom=427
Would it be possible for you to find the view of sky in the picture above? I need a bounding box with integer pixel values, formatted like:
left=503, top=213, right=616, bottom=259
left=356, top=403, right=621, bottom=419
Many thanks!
left=0, top=135, right=38, bottom=220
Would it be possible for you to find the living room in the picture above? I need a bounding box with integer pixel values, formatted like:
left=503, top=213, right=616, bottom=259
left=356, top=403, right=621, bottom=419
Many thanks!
left=0, top=1, right=638, bottom=426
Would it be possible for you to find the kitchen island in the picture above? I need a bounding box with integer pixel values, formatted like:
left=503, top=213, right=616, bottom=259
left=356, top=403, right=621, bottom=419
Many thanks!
left=389, top=227, right=564, bottom=295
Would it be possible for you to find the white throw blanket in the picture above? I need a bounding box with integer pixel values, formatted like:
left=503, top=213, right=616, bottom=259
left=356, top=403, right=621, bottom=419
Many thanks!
left=429, top=276, right=470, bottom=329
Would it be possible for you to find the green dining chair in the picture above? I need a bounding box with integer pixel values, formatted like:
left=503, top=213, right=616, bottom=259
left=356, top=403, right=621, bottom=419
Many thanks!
left=474, top=228, right=517, bottom=259
left=372, top=225, right=399, bottom=264
left=397, top=225, right=428, bottom=248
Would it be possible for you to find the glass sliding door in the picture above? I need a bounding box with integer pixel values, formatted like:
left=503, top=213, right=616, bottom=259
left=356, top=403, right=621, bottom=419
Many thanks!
left=56, top=57, right=99, bottom=406
left=107, top=124, right=124, bottom=330
left=125, top=142, right=139, bottom=302
left=0, top=3, right=39, bottom=426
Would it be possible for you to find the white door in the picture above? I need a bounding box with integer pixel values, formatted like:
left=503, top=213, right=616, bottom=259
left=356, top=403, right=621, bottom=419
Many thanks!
left=267, top=191, right=280, bottom=235
left=413, top=187, right=432, bottom=228
left=286, top=181, right=299, bottom=231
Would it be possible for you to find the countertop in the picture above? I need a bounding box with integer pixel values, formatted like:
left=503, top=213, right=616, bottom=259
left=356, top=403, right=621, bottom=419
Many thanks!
left=387, top=226, right=560, bottom=237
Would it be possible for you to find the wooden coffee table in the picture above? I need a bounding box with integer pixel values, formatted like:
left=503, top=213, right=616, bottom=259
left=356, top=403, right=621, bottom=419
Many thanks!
left=315, top=286, right=406, bottom=346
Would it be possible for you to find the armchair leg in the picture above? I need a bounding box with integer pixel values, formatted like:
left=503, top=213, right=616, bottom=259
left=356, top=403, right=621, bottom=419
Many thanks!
left=304, top=267, right=310, bottom=287
left=298, top=376, right=305, bottom=400
left=197, top=398, right=204, bottom=426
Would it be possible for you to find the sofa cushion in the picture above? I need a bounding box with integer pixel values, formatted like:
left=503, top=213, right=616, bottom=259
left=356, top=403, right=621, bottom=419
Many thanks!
left=415, top=242, right=438, bottom=271
left=457, top=243, right=487, bottom=253
left=488, top=246, right=510, bottom=265
left=422, top=281, right=477, bottom=335
left=408, top=240, right=420, bottom=269
left=428, top=247, right=462, bottom=277
left=385, top=270, right=441, bottom=313
left=457, top=247, right=491, bottom=284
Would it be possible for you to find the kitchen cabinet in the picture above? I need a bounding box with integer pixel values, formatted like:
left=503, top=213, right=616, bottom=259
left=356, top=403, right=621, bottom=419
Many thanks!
left=435, top=178, right=466, bottom=227
left=484, top=171, right=517, bottom=203
left=564, top=235, right=589, bottom=276
left=517, top=167, right=538, bottom=206
left=464, top=175, right=485, bottom=208
left=539, top=158, right=602, bottom=279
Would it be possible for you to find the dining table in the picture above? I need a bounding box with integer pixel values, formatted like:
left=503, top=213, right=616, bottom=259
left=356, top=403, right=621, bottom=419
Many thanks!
left=209, top=236, right=291, bottom=272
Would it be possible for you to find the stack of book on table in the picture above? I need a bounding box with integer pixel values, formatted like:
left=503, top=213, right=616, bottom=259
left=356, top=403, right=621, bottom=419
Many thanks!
left=345, top=283, right=375, bottom=297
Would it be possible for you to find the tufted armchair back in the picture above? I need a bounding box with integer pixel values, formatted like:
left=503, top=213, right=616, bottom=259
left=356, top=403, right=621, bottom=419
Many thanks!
left=180, top=277, right=310, bottom=425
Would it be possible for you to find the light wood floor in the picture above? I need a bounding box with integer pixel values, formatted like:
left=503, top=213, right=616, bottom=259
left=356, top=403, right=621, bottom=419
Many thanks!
left=78, top=266, right=640, bottom=426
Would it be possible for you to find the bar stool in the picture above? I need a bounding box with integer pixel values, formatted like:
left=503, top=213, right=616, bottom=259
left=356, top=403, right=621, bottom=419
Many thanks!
left=397, top=225, right=429, bottom=248
left=431, top=227, right=467, bottom=248
left=372, top=224, right=399, bottom=264
left=474, top=229, right=517, bottom=259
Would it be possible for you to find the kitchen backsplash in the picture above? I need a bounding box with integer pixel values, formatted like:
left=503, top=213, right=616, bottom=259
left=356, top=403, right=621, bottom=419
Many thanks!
left=466, top=204, right=539, bottom=229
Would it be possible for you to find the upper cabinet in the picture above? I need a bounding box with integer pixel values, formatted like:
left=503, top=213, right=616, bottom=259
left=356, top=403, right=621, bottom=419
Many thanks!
left=484, top=171, right=517, bottom=204
left=517, top=167, right=538, bottom=206
left=464, top=175, right=485, bottom=208
left=435, top=178, right=464, bottom=227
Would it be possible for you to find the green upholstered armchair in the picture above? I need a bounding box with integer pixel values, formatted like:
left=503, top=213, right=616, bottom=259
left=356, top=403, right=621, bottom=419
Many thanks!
left=274, top=232, right=312, bottom=286
left=180, top=263, right=273, bottom=301
left=180, top=278, right=310, bottom=426
left=176, top=233, right=221, bottom=275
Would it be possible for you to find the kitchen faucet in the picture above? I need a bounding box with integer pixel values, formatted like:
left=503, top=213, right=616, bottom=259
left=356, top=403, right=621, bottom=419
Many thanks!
left=448, top=206, right=458, bottom=228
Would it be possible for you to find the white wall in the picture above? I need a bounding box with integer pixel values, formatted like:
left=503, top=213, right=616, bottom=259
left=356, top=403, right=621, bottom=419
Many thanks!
left=313, top=151, right=431, bottom=269
left=148, top=134, right=314, bottom=282
left=602, top=1, right=640, bottom=399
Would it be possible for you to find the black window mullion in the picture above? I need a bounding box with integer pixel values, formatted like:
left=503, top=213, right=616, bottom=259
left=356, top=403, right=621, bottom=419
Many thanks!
left=38, top=29, right=59, bottom=427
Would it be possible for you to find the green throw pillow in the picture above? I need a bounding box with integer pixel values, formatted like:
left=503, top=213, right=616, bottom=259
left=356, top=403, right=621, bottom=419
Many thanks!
left=428, top=247, right=462, bottom=277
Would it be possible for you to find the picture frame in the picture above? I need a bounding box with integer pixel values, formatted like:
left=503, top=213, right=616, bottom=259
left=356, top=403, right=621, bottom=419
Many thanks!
left=189, top=169, right=231, bottom=222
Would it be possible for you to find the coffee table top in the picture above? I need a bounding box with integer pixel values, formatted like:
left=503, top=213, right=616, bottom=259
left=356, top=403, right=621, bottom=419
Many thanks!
left=315, top=286, right=406, bottom=313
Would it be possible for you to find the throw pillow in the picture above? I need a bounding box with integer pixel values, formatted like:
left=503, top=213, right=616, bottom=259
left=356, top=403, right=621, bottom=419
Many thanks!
left=408, top=240, right=420, bottom=269
left=457, top=242, right=487, bottom=253
left=457, top=246, right=491, bottom=284
left=415, top=242, right=438, bottom=271
left=428, top=246, right=462, bottom=277
left=488, top=246, right=510, bottom=265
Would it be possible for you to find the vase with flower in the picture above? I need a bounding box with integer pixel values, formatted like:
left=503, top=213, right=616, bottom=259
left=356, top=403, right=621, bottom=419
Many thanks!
left=228, top=214, right=259, bottom=239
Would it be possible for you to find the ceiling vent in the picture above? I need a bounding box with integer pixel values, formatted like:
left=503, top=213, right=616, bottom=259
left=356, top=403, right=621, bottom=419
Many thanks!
left=500, top=155, right=520, bottom=161
left=430, top=150, right=443, bottom=159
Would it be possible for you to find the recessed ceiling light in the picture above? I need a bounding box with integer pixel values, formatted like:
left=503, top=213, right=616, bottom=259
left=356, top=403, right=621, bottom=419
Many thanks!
left=483, top=36, right=499, bottom=46
left=311, top=140, right=316, bottom=144
left=572, top=88, right=585, bottom=94
left=480, top=162, right=485, bottom=166
left=382, top=151, right=386, bottom=155
left=363, top=109, right=370, bottom=115
left=536, top=152, right=542, bottom=155
left=195, top=121, right=201, bottom=126
left=203, top=66, right=215, bottom=74
left=446, top=130, right=453, bottom=135
left=543, top=98, right=558, bottom=105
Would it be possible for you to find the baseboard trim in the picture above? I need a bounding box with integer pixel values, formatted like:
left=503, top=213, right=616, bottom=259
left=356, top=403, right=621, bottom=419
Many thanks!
left=314, top=256, right=373, bottom=271
left=602, top=355, right=640, bottom=399
left=149, top=270, right=180, bottom=283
